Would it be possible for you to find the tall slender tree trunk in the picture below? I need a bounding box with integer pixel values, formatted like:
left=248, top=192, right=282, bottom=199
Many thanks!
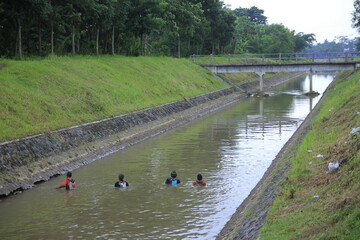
left=140, top=35, right=143, bottom=56
left=112, top=25, right=115, bottom=55
left=38, top=26, right=42, bottom=56
left=188, top=39, right=191, bottom=55
left=15, top=30, right=18, bottom=56
left=144, top=33, right=147, bottom=56
left=177, top=36, right=181, bottom=58
left=51, top=21, right=54, bottom=55
left=117, top=34, right=121, bottom=54
left=77, top=27, right=80, bottom=53
left=18, top=18, right=22, bottom=59
left=104, top=33, right=108, bottom=54
left=72, top=25, right=75, bottom=54
left=96, top=26, right=99, bottom=55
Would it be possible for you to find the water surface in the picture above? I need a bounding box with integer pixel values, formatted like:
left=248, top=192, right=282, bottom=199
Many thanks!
left=0, top=74, right=334, bottom=239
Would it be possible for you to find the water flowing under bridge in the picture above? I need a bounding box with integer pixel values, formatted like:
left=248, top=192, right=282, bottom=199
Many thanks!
left=192, top=52, right=360, bottom=92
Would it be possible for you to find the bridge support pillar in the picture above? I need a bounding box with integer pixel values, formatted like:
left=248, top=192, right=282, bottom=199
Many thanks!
left=309, top=70, right=313, bottom=92
left=256, top=71, right=265, bottom=92
left=304, top=69, right=320, bottom=97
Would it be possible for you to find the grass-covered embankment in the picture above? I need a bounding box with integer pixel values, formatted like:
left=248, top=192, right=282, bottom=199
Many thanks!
left=0, top=56, right=229, bottom=142
left=260, top=70, right=360, bottom=239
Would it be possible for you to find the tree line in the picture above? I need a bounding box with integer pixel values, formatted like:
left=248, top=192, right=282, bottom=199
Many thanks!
left=0, top=0, right=316, bottom=59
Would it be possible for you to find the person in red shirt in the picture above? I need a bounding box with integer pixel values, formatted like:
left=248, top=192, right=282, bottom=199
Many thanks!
left=193, top=173, right=206, bottom=186
left=56, top=171, right=76, bottom=190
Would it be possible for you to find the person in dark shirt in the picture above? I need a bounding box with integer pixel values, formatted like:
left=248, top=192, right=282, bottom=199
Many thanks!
left=193, top=173, right=206, bottom=186
left=114, top=173, right=129, bottom=188
left=165, top=170, right=181, bottom=185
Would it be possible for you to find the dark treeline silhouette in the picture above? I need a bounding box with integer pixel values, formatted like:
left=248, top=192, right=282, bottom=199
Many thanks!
left=304, top=37, right=360, bottom=56
left=0, top=0, right=316, bottom=59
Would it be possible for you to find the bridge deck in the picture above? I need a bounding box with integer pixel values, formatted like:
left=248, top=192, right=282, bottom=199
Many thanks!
left=203, top=62, right=360, bottom=73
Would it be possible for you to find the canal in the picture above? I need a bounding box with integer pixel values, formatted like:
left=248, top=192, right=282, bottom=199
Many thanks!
left=0, top=74, right=334, bottom=239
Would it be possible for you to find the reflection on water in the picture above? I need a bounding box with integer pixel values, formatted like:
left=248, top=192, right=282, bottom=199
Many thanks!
left=0, top=74, right=333, bottom=239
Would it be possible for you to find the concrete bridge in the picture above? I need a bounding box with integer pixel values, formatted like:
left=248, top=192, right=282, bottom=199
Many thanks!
left=195, top=53, right=360, bottom=92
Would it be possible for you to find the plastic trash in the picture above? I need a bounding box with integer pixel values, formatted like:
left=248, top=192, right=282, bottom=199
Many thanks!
left=316, top=154, right=324, bottom=158
left=313, top=195, right=320, bottom=199
left=327, top=162, right=339, bottom=173
left=350, top=127, right=360, bottom=135
left=307, top=150, right=313, bottom=153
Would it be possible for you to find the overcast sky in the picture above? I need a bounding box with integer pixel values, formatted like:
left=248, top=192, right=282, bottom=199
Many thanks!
left=223, top=0, right=359, bottom=43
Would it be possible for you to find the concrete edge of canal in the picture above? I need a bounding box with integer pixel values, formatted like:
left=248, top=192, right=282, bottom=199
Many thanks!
left=0, top=72, right=305, bottom=197
left=216, top=74, right=337, bottom=240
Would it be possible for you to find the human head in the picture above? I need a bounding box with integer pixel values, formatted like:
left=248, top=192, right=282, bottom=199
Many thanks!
left=170, top=170, right=177, bottom=178
left=197, top=174, right=202, bottom=181
left=118, top=173, right=125, bottom=181
left=66, top=172, right=72, bottom=178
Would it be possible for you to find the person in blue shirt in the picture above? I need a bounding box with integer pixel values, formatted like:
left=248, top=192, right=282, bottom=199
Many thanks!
left=165, top=170, right=181, bottom=185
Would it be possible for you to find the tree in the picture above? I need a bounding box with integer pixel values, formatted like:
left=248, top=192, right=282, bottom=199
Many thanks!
left=352, top=0, right=360, bottom=30
left=230, top=16, right=256, bottom=53
left=257, top=24, right=295, bottom=53
left=0, top=0, right=316, bottom=57
left=192, top=0, right=223, bottom=54
left=164, top=0, right=204, bottom=57
left=110, top=0, right=130, bottom=55
left=355, top=38, right=360, bottom=52
left=125, top=0, right=167, bottom=56
left=47, top=0, right=66, bottom=55
left=215, top=8, right=236, bottom=54
left=2, top=0, right=33, bottom=58
left=233, top=6, right=267, bottom=25
left=294, top=32, right=316, bottom=52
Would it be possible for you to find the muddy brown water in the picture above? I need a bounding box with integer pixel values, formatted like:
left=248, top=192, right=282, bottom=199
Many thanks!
left=0, top=74, right=334, bottom=239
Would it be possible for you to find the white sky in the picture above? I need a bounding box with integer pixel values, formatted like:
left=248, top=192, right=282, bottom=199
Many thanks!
left=223, top=0, right=359, bottom=43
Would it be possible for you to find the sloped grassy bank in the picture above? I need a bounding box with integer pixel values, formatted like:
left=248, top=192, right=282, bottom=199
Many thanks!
left=0, top=56, right=228, bottom=142
left=260, top=71, right=360, bottom=240
left=217, top=70, right=359, bottom=239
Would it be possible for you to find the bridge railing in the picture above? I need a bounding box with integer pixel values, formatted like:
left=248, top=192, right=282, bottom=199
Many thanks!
left=190, top=52, right=360, bottom=65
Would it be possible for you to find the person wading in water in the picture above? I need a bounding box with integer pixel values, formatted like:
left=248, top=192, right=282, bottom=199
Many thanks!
left=56, top=171, right=76, bottom=190
left=193, top=173, right=206, bottom=186
left=114, top=173, right=129, bottom=188
left=165, top=170, right=181, bottom=185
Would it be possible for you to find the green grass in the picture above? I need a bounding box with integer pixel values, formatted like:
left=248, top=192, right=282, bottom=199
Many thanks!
left=260, top=70, right=360, bottom=239
left=0, top=55, right=229, bottom=141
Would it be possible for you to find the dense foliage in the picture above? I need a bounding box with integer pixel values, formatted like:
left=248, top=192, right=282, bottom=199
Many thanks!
left=0, top=0, right=315, bottom=58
